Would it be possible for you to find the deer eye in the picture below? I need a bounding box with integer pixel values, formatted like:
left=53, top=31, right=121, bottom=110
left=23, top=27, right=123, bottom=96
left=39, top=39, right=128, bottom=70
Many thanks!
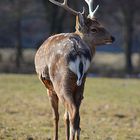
left=91, top=28, right=98, bottom=33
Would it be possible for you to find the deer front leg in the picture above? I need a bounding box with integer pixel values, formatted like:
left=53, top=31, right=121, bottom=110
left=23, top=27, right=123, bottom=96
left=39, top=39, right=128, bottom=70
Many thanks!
left=48, top=90, right=59, bottom=140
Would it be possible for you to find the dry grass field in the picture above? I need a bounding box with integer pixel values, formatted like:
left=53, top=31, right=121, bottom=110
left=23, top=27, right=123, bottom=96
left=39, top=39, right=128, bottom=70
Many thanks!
left=0, top=74, right=140, bottom=140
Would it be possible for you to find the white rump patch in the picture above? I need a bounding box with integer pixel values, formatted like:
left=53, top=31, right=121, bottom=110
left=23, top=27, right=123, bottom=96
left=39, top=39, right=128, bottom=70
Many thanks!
left=69, top=55, right=90, bottom=86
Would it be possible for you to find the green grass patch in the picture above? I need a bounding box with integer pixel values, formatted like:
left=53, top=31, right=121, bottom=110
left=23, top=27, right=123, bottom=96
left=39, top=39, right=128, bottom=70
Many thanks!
left=0, top=74, right=140, bottom=140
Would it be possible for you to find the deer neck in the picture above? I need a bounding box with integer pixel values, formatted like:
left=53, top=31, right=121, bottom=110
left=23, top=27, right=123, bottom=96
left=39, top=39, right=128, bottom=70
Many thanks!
left=75, top=31, right=96, bottom=57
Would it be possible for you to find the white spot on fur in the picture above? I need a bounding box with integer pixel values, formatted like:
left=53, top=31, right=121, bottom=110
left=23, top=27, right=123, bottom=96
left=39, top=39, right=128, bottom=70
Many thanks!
left=69, top=39, right=74, bottom=45
left=57, top=50, right=63, bottom=55
left=64, top=33, right=69, bottom=37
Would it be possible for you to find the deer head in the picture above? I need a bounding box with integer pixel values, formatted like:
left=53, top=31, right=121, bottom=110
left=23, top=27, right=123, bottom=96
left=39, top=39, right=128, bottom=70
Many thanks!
left=75, top=0, right=115, bottom=46
left=49, top=0, right=115, bottom=46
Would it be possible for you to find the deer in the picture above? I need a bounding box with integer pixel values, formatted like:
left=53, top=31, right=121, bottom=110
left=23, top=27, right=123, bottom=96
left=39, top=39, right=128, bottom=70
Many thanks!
left=34, top=0, right=115, bottom=140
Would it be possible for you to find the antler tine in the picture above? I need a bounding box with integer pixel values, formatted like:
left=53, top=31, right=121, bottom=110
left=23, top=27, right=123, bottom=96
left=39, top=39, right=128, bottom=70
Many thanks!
left=85, top=0, right=99, bottom=18
left=92, top=5, right=99, bottom=16
left=49, top=0, right=79, bottom=16
left=63, top=0, right=67, bottom=5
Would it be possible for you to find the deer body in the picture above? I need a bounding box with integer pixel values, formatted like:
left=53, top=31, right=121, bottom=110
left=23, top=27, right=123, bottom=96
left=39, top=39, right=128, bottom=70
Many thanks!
left=35, top=33, right=92, bottom=140
left=35, top=0, right=114, bottom=140
left=35, top=33, right=93, bottom=87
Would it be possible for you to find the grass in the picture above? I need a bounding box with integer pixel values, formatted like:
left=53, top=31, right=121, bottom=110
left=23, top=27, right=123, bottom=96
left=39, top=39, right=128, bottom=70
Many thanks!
left=0, top=74, right=140, bottom=140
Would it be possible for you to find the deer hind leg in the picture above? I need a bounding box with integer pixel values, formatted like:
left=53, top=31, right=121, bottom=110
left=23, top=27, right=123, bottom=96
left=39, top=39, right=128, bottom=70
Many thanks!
left=64, top=110, right=70, bottom=140
left=75, top=100, right=82, bottom=140
left=69, top=106, right=81, bottom=140
left=71, top=95, right=83, bottom=140
left=76, top=113, right=80, bottom=140
left=48, top=90, right=59, bottom=140
left=70, top=109, right=80, bottom=140
left=65, top=100, right=80, bottom=140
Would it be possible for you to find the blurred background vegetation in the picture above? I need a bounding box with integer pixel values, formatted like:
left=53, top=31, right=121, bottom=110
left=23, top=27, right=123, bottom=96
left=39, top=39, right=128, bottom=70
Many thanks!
left=0, top=0, right=140, bottom=77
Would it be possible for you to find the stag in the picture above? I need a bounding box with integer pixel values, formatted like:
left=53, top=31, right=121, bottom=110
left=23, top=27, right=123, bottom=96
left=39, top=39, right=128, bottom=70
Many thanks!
left=35, top=0, right=115, bottom=140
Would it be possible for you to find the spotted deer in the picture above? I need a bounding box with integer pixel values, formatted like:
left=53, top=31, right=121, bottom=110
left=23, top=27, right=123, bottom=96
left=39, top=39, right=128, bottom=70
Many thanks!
left=35, top=0, right=115, bottom=140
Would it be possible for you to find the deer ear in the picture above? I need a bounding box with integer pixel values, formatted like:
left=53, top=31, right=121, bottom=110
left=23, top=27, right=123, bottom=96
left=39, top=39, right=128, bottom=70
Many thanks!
left=77, top=13, right=85, bottom=28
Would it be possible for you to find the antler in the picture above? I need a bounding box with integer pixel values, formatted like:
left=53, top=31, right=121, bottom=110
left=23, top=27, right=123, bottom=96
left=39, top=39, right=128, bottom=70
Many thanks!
left=49, top=0, right=79, bottom=16
left=85, top=0, right=99, bottom=18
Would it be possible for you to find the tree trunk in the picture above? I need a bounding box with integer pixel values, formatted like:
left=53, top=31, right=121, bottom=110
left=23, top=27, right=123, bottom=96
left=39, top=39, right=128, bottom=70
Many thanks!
left=123, top=3, right=134, bottom=74
left=15, top=1, right=23, bottom=70
left=50, top=5, right=59, bottom=34
left=56, top=11, right=66, bottom=33
left=124, top=20, right=133, bottom=73
left=15, top=17, right=22, bottom=69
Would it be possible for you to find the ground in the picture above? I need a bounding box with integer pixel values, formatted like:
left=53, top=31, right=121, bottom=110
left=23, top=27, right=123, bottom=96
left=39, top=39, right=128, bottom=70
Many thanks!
left=0, top=74, right=140, bottom=140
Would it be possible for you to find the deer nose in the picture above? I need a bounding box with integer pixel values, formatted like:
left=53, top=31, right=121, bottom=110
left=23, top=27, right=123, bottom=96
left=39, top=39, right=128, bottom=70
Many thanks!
left=111, top=36, right=115, bottom=42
